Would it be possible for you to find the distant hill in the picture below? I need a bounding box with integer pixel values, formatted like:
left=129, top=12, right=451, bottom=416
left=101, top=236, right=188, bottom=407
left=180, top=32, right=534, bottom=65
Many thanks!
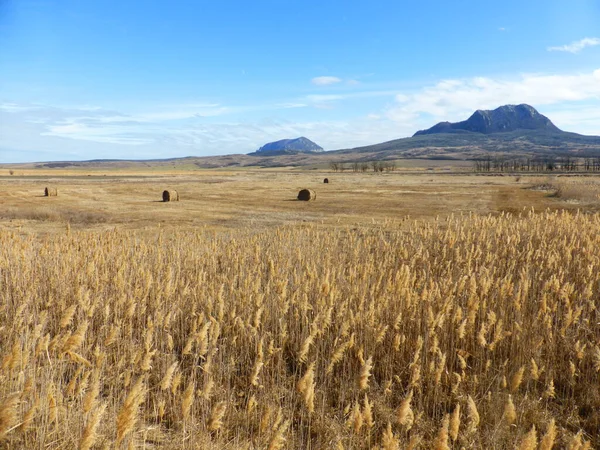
left=249, top=137, right=323, bottom=156
left=414, top=104, right=560, bottom=136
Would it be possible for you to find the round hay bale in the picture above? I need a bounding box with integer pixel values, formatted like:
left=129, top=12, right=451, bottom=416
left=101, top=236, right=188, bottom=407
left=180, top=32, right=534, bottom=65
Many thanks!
left=44, top=187, right=57, bottom=197
left=297, top=188, right=316, bottom=201
left=162, top=190, right=179, bottom=202
left=323, top=178, right=329, bottom=184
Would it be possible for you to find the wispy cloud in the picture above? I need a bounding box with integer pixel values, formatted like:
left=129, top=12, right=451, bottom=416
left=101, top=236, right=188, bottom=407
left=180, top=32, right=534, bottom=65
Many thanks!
left=0, top=103, right=44, bottom=112
left=311, top=76, right=342, bottom=86
left=0, top=100, right=410, bottom=161
left=304, top=89, right=402, bottom=107
left=41, top=121, right=155, bottom=145
left=275, top=102, right=308, bottom=109
left=548, top=37, right=600, bottom=53
left=134, top=105, right=229, bottom=121
left=306, top=94, right=344, bottom=103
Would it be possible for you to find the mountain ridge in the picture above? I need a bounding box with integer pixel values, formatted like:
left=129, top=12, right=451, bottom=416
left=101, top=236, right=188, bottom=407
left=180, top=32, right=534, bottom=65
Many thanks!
left=414, top=104, right=561, bottom=136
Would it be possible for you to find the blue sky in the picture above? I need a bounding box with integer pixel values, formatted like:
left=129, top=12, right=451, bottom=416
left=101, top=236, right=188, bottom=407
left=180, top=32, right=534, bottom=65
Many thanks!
left=1, top=0, right=599, bottom=162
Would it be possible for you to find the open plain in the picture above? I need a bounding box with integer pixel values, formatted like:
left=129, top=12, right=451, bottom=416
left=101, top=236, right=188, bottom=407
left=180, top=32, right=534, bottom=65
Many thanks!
left=0, top=169, right=591, bottom=234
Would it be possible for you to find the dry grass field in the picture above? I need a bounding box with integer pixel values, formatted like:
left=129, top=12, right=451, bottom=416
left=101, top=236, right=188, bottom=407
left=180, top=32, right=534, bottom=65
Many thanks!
left=0, top=170, right=589, bottom=235
left=1, top=169, right=600, bottom=449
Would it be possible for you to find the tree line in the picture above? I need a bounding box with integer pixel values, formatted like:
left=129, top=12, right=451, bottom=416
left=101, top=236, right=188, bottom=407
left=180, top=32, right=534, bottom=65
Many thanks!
left=329, top=161, right=397, bottom=173
left=474, top=156, right=600, bottom=173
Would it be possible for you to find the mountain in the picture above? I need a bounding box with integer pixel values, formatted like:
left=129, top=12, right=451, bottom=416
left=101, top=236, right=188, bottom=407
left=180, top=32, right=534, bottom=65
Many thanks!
left=414, top=104, right=561, bottom=136
left=334, top=104, right=600, bottom=161
left=249, top=137, right=324, bottom=156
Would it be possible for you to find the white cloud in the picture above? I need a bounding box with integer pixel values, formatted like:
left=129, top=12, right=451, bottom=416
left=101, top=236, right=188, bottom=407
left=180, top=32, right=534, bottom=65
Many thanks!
left=41, top=121, right=155, bottom=146
left=303, top=89, right=404, bottom=109
left=311, top=76, right=342, bottom=86
left=134, top=106, right=229, bottom=121
left=387, top=68, right=600, bottom=124
left=548, top=37, right=600, bottom=53
left=306, top=94, right=344, bottom=103
left=0, top=103, right=43, bottom=112
left=541, top=105, right=600, bottom=136
left=276, top=102, right=308, bottom=109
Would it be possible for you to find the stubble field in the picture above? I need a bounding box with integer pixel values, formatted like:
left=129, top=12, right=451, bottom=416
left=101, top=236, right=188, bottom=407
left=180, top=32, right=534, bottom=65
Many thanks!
left=0, top=170, right=576, bottom=234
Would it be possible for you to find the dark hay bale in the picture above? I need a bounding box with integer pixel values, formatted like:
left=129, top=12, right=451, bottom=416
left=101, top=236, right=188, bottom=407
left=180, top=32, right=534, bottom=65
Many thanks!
left=163, top=190, right=179, bottom=202
left=323, top=178, right=329, bottom=184
left=44, top=187, right=57, bottom=197
left=297, top=189, right=316, bottom=201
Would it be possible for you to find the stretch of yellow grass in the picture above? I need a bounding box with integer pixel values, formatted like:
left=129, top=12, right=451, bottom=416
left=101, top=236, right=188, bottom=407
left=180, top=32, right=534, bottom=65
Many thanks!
left=0, top=210, right=599, bottom=448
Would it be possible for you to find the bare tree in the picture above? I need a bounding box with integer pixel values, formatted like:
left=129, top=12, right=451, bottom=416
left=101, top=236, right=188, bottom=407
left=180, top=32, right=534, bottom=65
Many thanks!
left=384, top=161, right=396, bottom=172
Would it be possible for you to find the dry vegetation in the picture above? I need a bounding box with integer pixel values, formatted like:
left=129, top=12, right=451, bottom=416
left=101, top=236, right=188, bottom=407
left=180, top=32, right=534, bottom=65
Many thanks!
left=1, top=171, right=600, bottom=449
left=0, top=171, right=572, bottom=234
left=1, top=207, right=600, bottom=449
left=528, top=176, right=600, bottom=205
